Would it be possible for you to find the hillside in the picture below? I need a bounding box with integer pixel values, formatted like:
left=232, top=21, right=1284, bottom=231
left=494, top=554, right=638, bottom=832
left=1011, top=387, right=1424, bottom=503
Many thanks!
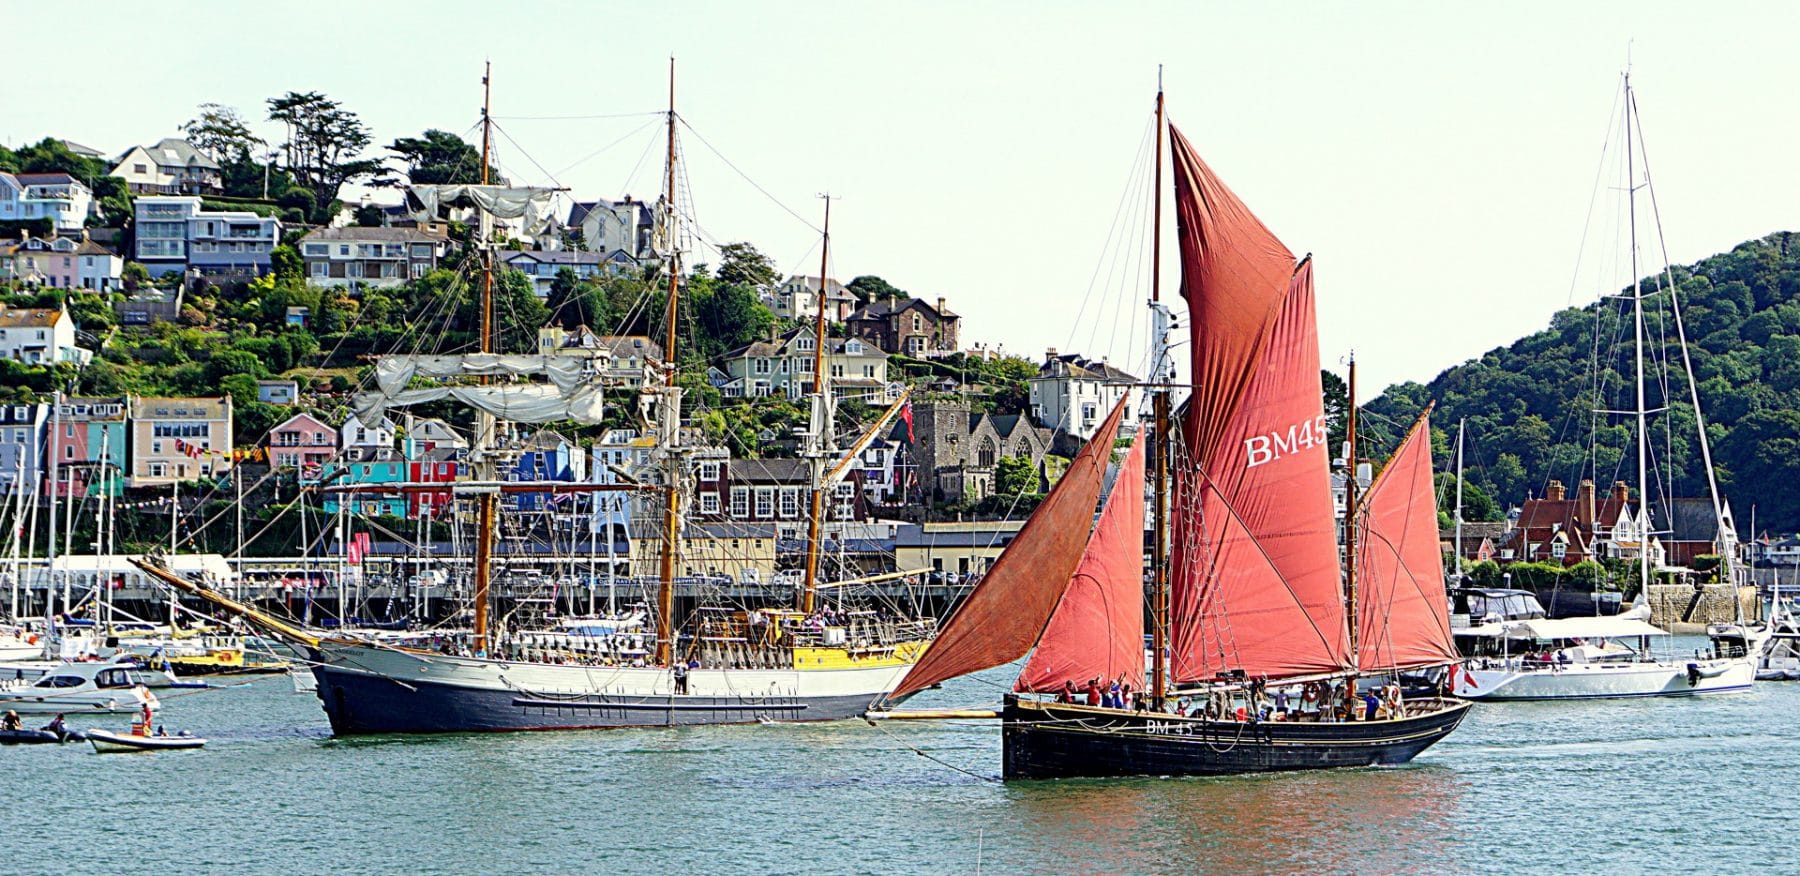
left=1365, top=231, right=1800, bottom=532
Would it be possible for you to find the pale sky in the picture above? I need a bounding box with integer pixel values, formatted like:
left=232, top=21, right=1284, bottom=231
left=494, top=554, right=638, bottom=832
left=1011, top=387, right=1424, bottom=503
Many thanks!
left=9, top=2, right=1798, bottom=394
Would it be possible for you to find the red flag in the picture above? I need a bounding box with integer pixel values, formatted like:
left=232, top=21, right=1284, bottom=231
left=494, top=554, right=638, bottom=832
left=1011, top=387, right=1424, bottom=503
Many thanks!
left=900, top=401, right=914, bottom=443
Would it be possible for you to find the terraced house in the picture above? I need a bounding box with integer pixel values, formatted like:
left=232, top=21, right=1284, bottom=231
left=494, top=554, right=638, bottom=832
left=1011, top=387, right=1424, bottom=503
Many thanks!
left=133, top=196, right=281, bottom=279
left=47, top=397, right=128, bottom=497
left=128, top=397, right=233, bottom=487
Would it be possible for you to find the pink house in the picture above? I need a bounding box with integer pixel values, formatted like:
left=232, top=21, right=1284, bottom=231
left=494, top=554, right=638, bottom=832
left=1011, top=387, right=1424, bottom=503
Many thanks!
left=267, top=412, right=339, bottom=478
left=11, top=233, right=83, bottom=289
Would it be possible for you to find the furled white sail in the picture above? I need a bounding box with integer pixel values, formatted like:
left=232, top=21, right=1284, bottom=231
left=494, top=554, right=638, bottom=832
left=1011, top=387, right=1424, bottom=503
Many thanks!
left=406, top=184, right=555, bottom=223
left=354, top=353, right=605, bottom=426
left=375, top=354, right=589, bottom=395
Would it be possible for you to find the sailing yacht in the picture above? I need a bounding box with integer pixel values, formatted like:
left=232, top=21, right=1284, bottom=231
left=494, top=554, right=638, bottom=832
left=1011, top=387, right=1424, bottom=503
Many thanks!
left=884, top=87, right=1470, bottom=780
left=135, top=63, right=937, bottom=733
left=1451, top=74, right=1755, bottom=701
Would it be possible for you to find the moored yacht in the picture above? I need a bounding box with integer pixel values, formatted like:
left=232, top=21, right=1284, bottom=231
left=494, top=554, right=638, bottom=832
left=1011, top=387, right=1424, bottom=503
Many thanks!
left=1453, top=607, right=1753, bottom=700
left=0, top=661, right=161, bottom=715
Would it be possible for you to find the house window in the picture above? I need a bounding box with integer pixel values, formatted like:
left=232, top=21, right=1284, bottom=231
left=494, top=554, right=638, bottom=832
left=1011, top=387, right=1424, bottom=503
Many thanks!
left=754, top=358, right=771, bottom=375
left=779, top=488, right=800, bottom=519
left=698, top=461, right=720, bottom=481
left=796, top=358, right=813, bottom=374
left=905, top=336, right=926, bottom=354
left=796, top=338, right=814, bottom=352
left=730, top=487, right=749, bottom=518
left=699, top=493, right=720, bottom=514
left=1551, top=541, right=1567, bottom=559
left=310, top=262, right=326, bottom=277
left=754, top=488, right=774, bottom=518
left=911, top=313, right=923, bottom=332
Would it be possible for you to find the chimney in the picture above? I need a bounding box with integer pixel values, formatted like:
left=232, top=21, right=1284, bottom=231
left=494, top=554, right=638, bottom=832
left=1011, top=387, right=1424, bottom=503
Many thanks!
left=937, top=296, right=946, bottom=314
left=1576, top=479, right=1596, bottom=530
left=1613, top=480, right=1630, bottom=504
left=1545, top=480, right=1565, bottom=501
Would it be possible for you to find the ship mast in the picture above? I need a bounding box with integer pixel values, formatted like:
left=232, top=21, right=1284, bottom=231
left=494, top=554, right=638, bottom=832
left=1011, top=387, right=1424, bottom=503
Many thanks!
left=470, top=61, right=497, bottom=654
left=654, top=58, right=683, bottom=667
left=1625, top=71, right=1651, bottom=597
left=1148, top=73, right=1171, bottom=706
left=1344, top=352, right=1360, bottom=669
left=800, top=196, right=834, bottom=614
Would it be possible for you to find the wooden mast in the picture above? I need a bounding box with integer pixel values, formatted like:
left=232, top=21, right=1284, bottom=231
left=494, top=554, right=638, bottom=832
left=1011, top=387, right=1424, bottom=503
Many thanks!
left=1343, top=352, right=1359, bottom=668
left=471, top=60, right=497, bottom=654
left=1149, top=74, right=1170, bottom=706
left=800, top=196, right=832, bottom=614
left=654, top=58, right=682, bottom=667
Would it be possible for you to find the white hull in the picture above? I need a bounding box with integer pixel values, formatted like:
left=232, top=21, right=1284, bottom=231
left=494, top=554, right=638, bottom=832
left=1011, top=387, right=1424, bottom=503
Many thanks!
left=1455, top=657, right=1754, bottom=700
left=0, top=687, right=158, bottom=715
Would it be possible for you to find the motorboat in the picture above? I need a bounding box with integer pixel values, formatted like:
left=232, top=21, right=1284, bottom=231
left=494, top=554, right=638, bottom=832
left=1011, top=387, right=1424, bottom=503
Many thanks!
left=1453, top=606, right=1754, bottom=700
left=0, top=626, right=43, bottom=662
left=0, top=655, right=201, bottom=690
left=0, top=662, right=161, bottom=715
left=87, top=728, right=205, bottom=753
left=1709, top=614, right=1800, bottom=681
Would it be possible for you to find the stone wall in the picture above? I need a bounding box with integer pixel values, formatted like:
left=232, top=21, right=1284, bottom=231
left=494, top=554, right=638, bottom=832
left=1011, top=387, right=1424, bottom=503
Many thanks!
left=1645, top=582, right=1760, bottom=631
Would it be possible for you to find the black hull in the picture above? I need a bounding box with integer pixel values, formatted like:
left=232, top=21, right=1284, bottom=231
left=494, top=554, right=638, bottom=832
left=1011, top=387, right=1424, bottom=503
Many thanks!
left=1001, top=695, right=1471, bottom=780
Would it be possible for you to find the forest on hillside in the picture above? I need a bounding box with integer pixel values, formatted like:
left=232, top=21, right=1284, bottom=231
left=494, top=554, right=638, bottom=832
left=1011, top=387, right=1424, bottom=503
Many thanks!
left=1364, top=231, right=1800, bottom=533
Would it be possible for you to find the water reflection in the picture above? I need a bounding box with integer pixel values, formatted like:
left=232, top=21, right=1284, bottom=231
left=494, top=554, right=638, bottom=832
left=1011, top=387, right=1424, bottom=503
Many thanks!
left=1003, top=765, right=1467, bottom=873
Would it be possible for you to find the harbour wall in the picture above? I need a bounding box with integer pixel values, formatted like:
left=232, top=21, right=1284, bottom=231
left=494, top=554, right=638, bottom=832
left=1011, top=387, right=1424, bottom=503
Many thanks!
left=1646, top=582, right=1759, bottom=632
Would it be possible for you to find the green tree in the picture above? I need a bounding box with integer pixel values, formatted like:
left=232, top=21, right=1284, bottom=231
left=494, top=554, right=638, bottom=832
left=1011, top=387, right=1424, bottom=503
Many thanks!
left=848, top=275, right=907, bottom=303
left=995, top=455, right=1038, bottom=496
left=715, top=242, right=778, bottom=288
left=183, top=103, right=262, bottom=164
left=266, top=91, right=383, bottom=220
left=695, top=282, right=775, bottom=358
left=387, top=129, right=500, bottom=185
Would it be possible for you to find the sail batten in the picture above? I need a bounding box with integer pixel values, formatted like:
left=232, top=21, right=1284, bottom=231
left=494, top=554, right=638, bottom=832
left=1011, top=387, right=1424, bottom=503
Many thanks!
left=1016, top=426, right=1148, bottom=694
left=1166, top=127, right=1350, bottom=683
left=889, top=399, right=1129, bottom=701
left=1355, top=410, right=1459, bottom=671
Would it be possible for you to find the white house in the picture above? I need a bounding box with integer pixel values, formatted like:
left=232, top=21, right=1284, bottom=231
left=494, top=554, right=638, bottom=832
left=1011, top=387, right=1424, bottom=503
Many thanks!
left=720, top=326, right=889, bottom=402
left=770, top=275, right=857, bottom=322
left=566, top=197, right=655, bottom=262
left=0, top=306, right=90, bottom=366
left=340, top=415, right=397, bottom=461
left=0, top=173, right=93, bottom=231
left=110, top=138, right=222, bottom=195
left=299, top=226, right=448, bottom=288
left=75, top=237, right=123, bottom=291
left=1028, top=350, right=1141, bottom=439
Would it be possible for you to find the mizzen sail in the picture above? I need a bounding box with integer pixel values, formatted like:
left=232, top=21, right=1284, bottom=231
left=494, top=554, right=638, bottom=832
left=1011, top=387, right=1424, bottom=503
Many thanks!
left=1354, top=409, right=1458, bottom=671
left=890, top=399, right=1128, bottom=700
left=1015, top=425, right=1147, bottom=694
left=1167, top=125, right=1349, bottom=683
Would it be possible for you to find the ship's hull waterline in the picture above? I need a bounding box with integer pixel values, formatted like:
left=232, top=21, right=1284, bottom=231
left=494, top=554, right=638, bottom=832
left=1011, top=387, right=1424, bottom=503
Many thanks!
left=1000, top=695, right=1471, bottom=780
left=308, top=641, right=920, bottom=734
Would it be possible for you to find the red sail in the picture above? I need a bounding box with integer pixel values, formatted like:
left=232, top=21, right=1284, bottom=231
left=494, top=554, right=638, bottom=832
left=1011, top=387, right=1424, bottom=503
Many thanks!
left=890, top=399, right=1128, bottom=700
left=1015, top=426, right=1147, bottom=694
left=1355, top=410, right=1458, bottom=671
left=1167, top=126, right=1350, bottom=683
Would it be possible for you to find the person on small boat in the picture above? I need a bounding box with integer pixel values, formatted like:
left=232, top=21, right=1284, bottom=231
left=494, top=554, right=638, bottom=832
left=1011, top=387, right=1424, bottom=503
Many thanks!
left=1362, top=690, right=1381, bottom=721
left=41, top=714, right=67, bottom=739
left=1, top=710, right=19, bottom=731
left=1057, top=681, right=1077, bottom=704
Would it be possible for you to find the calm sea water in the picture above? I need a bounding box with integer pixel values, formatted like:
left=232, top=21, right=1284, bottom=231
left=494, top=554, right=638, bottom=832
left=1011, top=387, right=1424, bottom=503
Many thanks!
left=4, top=638, right=1795, bottom=875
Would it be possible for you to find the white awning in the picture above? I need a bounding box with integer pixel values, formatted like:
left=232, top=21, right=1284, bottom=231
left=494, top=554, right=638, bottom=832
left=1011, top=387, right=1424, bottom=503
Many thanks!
left=1494, top=615, right=1669, bottom=640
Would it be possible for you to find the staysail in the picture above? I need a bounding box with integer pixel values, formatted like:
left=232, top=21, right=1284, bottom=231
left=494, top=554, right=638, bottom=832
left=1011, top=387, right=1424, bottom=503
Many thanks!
left=1015, top=425, right=1147, bottom=694
left=1167, top=125, right=1350, bottom=683
left=889, top=399, right=1128, bottom=700
left=1354, top=409, right=1458, bottom=671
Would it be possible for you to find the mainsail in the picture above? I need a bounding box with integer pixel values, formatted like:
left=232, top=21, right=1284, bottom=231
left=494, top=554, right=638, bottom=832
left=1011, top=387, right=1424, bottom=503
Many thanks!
left=1167, top=125, right=1349, bottom=683
left=889, top=398, right=1129, bottom=700
left=1354, top=410, right=1458, bottom=671
left=1015, top=425, right=1147, bottom=694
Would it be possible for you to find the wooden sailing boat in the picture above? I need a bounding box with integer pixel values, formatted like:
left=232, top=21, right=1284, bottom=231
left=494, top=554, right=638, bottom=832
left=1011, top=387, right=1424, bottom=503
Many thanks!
left=885, top=84, right=1470, bottom=779
left=133, top=62, right=937, bottom=734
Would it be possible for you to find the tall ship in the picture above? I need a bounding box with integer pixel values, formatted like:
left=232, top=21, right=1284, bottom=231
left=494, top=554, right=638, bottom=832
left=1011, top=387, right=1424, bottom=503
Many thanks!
left=881, top=82, right=1470, bottom=780
left=139, top=63, right=936, bottom=733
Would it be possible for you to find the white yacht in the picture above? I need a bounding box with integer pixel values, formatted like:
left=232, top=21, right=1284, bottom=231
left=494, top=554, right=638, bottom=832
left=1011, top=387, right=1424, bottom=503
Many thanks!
left=1454, top=607, right=1754, bottom=700
left=0, top=627, right=42, bottom=662
left=0, top=661, right=162, bottom=715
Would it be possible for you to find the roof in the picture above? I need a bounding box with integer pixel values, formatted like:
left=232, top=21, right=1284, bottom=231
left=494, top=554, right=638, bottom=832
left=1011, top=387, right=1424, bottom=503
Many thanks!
left=498, top=249, right=607, bottom=266
left=134, top=138, right=220, bottom=171
left=729, top=458, right=810, bottom=484
left=894, top=523, right=1023, bottom=549
left=1036, top=353, right=1138, bottom=383
left=59, top=139, right=105, bottom=158
left=301, top=226, right=446, bottom=243
left=848, top=297, right=957, bottom=322
left=1652, top=498, right=1728, bottom=543
left=74, top=239, right=117, bottom=256
left=781, top=275, right=855, bottom=300
left=12, top=172, right=79, bottom=187
left=419, top=447, right=464, bottom=462
left=521, top=430, right=574, bottom=451
left=567, top=198, right=651, bottom=227
left=0, top=308, right=64, bottom=329
left=598, top=335, right=663, bottom=360
left=720, top=326, right=878, bottom=361
left=268, top=412, right=334, bottom=434
left=132, top=397, right=230, bottom=418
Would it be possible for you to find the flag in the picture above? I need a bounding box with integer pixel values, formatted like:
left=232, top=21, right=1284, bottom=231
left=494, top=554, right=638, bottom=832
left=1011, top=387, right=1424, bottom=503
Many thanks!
left=900, top=401, right=914, bottom=443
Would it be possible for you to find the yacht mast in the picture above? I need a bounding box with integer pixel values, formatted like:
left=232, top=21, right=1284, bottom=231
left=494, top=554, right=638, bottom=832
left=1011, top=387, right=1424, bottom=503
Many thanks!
left=1625, top=72, right=1651, bottom=596
left=1344, top=353, right=1360, bottom=666
left=1148, top=74, right=1171, bottom=706
left=654, top=58, right=683, bottom=667
left=470, top=61, right=498, bottom=654
left=1454, top=418, right=1465, bottom=578
left=800, top=196, right=834, bottom=614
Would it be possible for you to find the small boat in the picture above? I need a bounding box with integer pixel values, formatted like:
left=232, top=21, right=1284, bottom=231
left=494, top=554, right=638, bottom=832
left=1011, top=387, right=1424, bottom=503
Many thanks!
left=1453, top=607, right=1753, bottom=700
left=0, top=728, right=66, bottom=745
left=86, top=728, right=205, bottom=753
